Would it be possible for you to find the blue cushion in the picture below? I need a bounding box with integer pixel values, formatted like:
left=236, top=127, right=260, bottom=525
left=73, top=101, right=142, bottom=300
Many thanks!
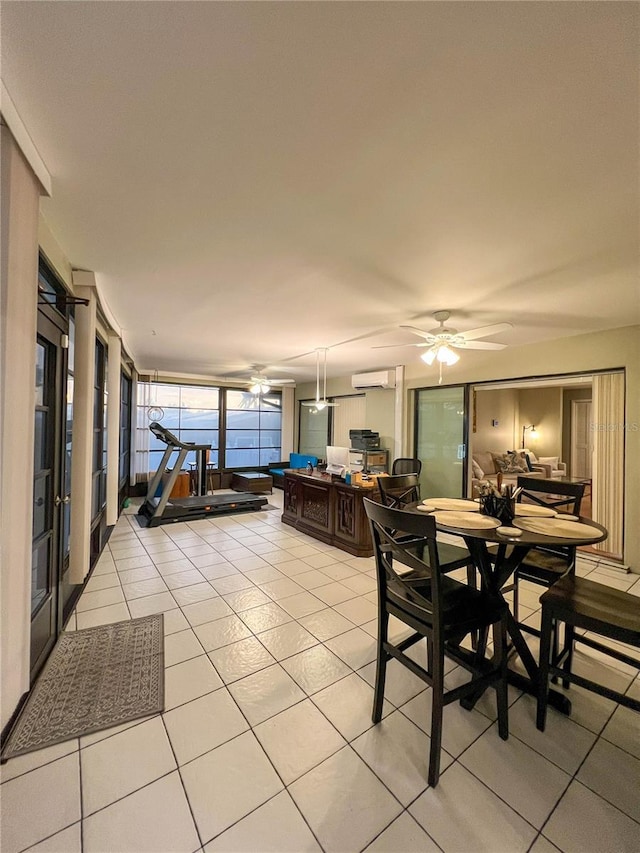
left=289, top=453, right=318, bottom=469
left=269, top=468, right=285, bottom=477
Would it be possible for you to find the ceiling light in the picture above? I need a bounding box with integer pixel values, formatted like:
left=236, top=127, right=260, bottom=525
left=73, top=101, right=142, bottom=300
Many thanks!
left=436, top=345, right=459, bottom=365
left=249, top=382, right=262, bottom=395
left=301, top=348, right=339, bottom=411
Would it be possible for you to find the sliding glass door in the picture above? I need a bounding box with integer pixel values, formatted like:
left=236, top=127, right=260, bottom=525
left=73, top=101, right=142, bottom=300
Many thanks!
left=415, top=386, right=467, bottom=498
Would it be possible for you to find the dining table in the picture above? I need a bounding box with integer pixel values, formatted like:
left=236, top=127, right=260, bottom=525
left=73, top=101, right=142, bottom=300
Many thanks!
left=411, top=497, right=608, bottom=714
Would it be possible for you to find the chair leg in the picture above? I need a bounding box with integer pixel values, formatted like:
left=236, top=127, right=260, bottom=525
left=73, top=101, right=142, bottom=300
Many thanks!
left=428, top=647, right=445, bottom=788
left=372, top=608, right=389, bottom=724
left=467, top=563, right=478, bottom=649
left=512, top=575, right=520, bottom=624
left=536, top=606, right=554, bottom=731
left=562, top=623, right=575, bottom=689
left=494, top=617, right=509, bottom=741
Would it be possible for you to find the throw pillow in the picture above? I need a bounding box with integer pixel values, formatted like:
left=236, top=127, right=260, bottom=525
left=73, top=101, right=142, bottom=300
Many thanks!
left=472, top=459, right=484, bottom=479
left=495, top=451, right=529, bottom=474
left=511, top=450, right=533, bottom=472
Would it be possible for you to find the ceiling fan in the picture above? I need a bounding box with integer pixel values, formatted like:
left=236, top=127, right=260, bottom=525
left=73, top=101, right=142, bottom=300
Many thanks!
left=301, top=348, right=339, bottom=411
left=377, top=311, right=512, bottom=362
left=374, top=311, right=512, bottom=383
left=245, top=366, right=296, bottom=395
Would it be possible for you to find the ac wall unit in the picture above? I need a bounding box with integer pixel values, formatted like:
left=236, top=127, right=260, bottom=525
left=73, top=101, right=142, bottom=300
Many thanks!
left=351, top=370, right=396, bottom=390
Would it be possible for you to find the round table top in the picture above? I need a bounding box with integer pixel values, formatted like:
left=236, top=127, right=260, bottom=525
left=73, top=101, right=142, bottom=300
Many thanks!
left=410, top=503, right=608, bottom=547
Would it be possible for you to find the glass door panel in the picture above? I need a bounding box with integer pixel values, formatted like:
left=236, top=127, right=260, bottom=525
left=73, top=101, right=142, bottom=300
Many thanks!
left=299, top=404, right=329, bottom=460
left=31, top=322, right=64, bottom=678
left=415, top=386, right=466, bottom=498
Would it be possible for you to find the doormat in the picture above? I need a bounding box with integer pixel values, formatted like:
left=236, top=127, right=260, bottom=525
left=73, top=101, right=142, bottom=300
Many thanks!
left=1, top=614, right=164, bottom=761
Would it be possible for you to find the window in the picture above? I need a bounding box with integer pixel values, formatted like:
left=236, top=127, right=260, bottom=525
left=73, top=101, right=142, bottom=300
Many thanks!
left=225, top=391, right=282, bottom=468
left=135, top=382, right=281, bottom=476
left=92, top=338, right=107, bottom=520
left=119, top=371, right=132, bottom=487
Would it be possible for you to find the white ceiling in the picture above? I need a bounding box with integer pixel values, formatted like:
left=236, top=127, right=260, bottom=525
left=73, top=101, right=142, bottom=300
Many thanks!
left=2, top=2, right=638, bottom=382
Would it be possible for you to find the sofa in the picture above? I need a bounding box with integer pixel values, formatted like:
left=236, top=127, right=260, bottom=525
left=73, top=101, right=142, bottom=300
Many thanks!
left=517, top=448, right=567, bottom=479
left=269, top=453, right=319, bottom=489
left=471, top=449, right=566, bottom=494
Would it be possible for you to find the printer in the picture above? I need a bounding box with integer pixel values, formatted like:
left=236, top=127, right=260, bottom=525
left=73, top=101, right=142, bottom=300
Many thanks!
left=349, top=429, right=381, bottom=450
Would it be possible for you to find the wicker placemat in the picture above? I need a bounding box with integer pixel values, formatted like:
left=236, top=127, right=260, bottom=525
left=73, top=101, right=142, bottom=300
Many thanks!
left=424, top=498, right=480, bottom=512
left=433, top=511, right=500, bottom=529
left=513, top=518, right=602, bottom=539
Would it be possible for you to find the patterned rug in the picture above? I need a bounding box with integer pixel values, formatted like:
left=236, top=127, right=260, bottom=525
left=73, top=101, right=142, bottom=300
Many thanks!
left=1, top=614, right=164, bottom=761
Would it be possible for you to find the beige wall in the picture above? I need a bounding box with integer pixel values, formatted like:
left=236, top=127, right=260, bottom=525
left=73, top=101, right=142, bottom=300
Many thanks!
left=473, top=388, right=519, bottom=452
left=517, top=387, right=563, bottom=458
left=1, top=128, right=42, bottom=728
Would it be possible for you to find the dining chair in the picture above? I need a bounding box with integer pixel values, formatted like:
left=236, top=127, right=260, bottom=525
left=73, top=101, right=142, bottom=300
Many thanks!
left=537, top=574, right=640, bottom=731
left=391, top=457, right=423, bottom=476
left=376, top=475, right=475, bottom=582
left=363, top=498, right=509, bottom=787
left=508, top=476, right=586, bottom=676
left=512, top=476, right=585, bottom=620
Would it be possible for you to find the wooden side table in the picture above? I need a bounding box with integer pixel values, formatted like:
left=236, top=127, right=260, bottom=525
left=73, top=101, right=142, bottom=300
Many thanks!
left=231, top=472, right=273, bottom=494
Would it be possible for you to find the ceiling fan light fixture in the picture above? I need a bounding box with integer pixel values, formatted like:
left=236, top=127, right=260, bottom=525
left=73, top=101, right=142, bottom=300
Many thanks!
left=437, top=344, right=459, bottom=365
left=249, top=382, right=262, bottom=395
left=421, top=348, right=437, bottom=365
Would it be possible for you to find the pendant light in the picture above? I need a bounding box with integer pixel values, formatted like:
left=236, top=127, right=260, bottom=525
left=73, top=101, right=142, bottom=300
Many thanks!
left=301, top=348, right=339, bottom=411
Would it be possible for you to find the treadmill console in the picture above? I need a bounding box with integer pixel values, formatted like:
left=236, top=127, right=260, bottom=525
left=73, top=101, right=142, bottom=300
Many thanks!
left=149, top=421, right=183, bottom=447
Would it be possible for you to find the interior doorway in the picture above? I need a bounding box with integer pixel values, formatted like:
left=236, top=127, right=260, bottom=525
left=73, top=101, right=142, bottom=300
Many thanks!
left=570, top=399, right=592, bottom=479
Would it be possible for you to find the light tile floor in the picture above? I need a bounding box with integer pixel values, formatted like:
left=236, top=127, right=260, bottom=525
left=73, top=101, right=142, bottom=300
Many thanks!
left=2, top=492, right=639, bottom=853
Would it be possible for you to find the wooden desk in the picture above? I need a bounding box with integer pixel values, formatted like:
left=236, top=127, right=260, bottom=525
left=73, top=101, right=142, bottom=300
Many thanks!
left=282, top=470, right=378, bottom=557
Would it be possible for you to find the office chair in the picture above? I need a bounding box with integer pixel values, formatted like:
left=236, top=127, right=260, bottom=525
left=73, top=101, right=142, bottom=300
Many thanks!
left=392, top=457, right=422, bottom=476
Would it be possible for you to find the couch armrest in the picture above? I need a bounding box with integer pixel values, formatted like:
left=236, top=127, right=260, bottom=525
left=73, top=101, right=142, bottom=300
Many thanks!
left=530, top=463, right=553, bottom=478
left=557, top=462, right=567, bottom=475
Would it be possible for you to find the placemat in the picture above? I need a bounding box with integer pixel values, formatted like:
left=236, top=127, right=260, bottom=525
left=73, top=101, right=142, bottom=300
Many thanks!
left=433, top=511, right=500, bottom=529
left=514, top=504, right=557, bottom=518
left=424, top=498, right=480, bottom=512
left=513, top=518, right=602, bottom=539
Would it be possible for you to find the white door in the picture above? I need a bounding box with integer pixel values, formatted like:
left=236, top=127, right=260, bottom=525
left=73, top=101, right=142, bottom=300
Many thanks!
left=570, top=399, right=592, bottom=478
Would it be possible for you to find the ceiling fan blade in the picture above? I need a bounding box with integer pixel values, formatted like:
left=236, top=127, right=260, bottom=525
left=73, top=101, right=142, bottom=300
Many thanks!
left=399, top=325, right=438, bottom=343
left=371, top=342, right=429, bottom=349
left=458, top=322, right=513, bottom=341
left=453, top=340, right=508, bottom=350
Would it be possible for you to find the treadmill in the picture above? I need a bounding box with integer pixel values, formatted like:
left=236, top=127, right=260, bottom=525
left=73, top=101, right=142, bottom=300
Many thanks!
left=137, top=422, right=267, bottom=527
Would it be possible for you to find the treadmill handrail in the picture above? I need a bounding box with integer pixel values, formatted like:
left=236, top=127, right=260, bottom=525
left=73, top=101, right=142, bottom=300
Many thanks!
left=149, top=421, right=211, bottom=451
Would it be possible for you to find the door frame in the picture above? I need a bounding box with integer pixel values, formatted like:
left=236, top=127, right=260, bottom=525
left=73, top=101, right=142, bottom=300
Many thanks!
left=31, top=304, right=68, bottom=679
